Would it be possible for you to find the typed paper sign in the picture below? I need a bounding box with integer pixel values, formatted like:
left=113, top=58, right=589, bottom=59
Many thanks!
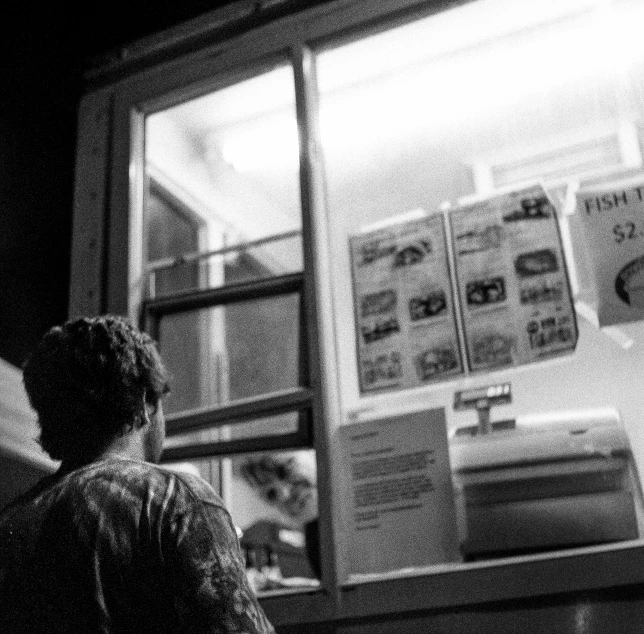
left=577, top=179, right=644, bottom=326
left=340, top=408, right=460, bottom=577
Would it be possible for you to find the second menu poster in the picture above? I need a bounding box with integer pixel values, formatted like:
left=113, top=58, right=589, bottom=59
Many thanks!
left=450, top=184, right=578, bottom=371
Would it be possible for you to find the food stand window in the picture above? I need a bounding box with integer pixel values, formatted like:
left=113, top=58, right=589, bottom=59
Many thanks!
left=70, top=0, right=644, bottom=626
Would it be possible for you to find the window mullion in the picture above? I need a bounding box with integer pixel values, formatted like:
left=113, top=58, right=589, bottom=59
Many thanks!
left=292, top=41, right=342, bottom=600
left=165, top=386, right=314, bottom=435
left=145, top=271, right=304, bottom=317
left=162, top=428, right=311, bottom=462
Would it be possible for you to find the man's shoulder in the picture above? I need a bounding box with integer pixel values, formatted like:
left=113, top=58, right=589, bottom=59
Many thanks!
left=155, top=464, right=225, bottom=508
left=49, top=459, right=223, bottom=514
left=83, top=459, right=223, bottom=502
left=0, top=459, right=226, bottom=528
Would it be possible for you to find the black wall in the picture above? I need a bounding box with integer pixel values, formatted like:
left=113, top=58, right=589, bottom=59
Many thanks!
left=0, top=3, right=231, bottom=368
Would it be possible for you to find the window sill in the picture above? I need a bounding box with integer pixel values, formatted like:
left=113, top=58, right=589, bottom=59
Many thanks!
left=339, top=540, right=644, bottom=620
left=261, top=540, right=644, bottom=626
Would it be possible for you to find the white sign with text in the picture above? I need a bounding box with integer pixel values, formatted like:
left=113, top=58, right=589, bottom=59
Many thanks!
left=577, top=178, right=644, bottom=326
left=340, top=408, right=460, bottom=576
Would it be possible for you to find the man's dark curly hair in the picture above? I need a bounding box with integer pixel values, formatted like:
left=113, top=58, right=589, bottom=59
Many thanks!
left=22, top=315, right=170, bottom=462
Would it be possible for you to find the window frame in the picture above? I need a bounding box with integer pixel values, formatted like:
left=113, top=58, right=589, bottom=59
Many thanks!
left=143, top=271, right=314, bottom=459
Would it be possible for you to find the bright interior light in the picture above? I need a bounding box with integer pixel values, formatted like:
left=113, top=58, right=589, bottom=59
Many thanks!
left=316, top=0, right=602, bottom=94
left=317, top=5, right=641, bottom=152
left=220, top=0, right=644, bottom=172
left=220, top=115, right=299, bottom=172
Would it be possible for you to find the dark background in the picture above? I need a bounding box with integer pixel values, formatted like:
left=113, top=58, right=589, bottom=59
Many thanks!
left=0, top=2, right=233, bottom=369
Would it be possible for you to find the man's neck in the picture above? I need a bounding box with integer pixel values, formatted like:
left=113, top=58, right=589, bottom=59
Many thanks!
left=58, top=427, right=150, bottom=474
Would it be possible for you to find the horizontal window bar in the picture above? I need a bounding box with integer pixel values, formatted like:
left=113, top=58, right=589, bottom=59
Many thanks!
left=165, top=386, right=314, bottom=435
left=145, top=272, right=304, bottom=315
left=161, top=430, right=311, bottom=461
left=148, top=229, right=302, bottom=273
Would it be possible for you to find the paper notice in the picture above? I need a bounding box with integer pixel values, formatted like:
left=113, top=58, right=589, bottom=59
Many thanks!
left=340, top=408, right=460, bottom=575
left=350, top=214, right=463, bottom=394
left=576, top=179, right=644, bottom=326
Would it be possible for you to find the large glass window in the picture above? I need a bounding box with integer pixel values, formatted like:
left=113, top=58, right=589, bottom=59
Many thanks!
left=317, top=0, right=644, bottom=412
left=140, top=0, right=644, bottom=579
left=316, top=0, right=644, bottom=571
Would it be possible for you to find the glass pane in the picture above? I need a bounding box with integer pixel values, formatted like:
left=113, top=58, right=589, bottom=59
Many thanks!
left=157, top=293, right=301, bottom=415
left=316, top=0, right=644, bottom=572
left=150, top=232, right=303, bottom=299
left=145, top=64, right=302, bottom=298
left=164, top=412, right=300, bottom=448
left=163, top=449, right=321, bottom=593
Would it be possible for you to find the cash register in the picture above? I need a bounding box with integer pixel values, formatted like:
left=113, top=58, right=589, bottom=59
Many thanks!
left=450, top=383, right=644, bottom=560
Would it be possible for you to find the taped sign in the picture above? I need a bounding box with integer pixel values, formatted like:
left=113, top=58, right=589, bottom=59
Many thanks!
left=577, top=179, right=644, bottom=326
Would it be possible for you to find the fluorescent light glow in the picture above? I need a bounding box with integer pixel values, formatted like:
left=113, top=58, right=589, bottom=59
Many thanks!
left=316, top=0, right=602, bottom=94
left=220, top=115, right=299, bottom=172
left=317, top=6, right=641, bottom=150
left=221, top=0, right=644, bottom=172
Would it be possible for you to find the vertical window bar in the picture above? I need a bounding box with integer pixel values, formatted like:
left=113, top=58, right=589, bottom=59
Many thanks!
left=108, top=104, right=146, bottom=318
left=292, top=42, right=340, bottom=599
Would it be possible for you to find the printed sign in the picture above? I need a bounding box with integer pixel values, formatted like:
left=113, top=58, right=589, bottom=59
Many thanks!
left=349, top=187, right=577, bottom=392
left=576, top=178, right=644, bottom=326
left=450, top=184, right=578, bottom=371
left=350, top=215, right=463, bottom=393
left=340, top=408, right=460, bottom=576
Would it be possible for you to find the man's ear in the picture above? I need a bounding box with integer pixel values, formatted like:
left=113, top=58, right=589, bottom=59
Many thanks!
left=137, top=398, right=152, bottom=430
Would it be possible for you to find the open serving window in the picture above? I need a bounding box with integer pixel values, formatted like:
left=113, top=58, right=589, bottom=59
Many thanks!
left=71, top=0, right=644, bottom=627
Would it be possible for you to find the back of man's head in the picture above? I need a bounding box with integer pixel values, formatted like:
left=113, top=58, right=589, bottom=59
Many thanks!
left=23, top=315, right=169, bottom=463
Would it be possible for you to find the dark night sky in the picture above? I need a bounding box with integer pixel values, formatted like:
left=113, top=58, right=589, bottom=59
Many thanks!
left=0, top=3, right=235, bottom=367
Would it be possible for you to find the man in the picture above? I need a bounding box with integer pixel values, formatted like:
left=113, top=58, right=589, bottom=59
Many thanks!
left=0, top=315, right=275, bottom=634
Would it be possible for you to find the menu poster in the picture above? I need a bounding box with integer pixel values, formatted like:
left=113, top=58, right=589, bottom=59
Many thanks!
left=340, top=408, right=460, bottom=576
left=350, top=215, right=463, bottom=394
left=450, top=184, right=577, bottom=371
left=576, top=179, right=644, bottom=326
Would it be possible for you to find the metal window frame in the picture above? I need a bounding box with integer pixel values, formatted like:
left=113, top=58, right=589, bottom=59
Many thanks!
left=143, top=272, right=314, bottom=459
